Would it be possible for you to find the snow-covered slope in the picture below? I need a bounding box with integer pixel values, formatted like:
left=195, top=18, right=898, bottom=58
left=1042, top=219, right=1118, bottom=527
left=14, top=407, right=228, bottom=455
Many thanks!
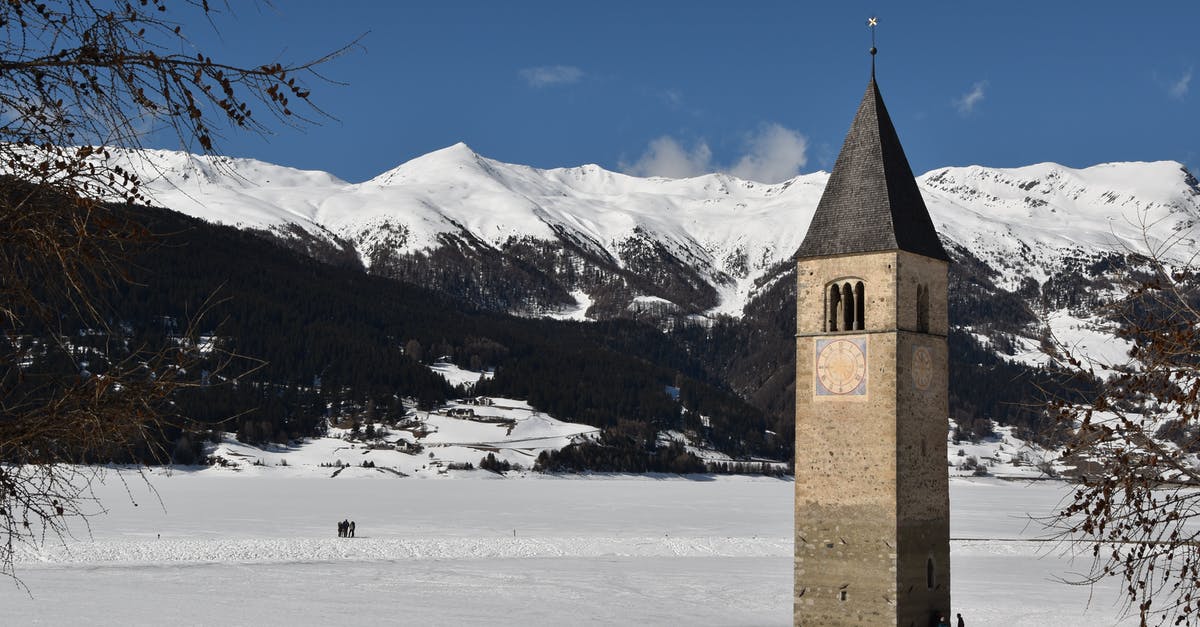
left=195, top=356, right=1060, bottom=482
left=922, top=161, right=1200, bottom=290
left=205, top=393, right=598, bottom=477
left=110, top=148, right=348, bottom=235
left=119, top=144, right=1200, bottom=318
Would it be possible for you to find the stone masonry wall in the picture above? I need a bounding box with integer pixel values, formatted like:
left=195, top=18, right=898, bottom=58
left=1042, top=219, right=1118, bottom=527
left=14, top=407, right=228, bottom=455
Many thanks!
left=795, top=251, right=951, bottom=626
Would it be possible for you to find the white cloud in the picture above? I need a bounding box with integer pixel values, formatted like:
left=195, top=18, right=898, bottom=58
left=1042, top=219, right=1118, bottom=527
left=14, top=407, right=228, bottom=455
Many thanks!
left=730, top=124, right=808, bottom=183
left=518, top=65, right=583, bottom=88
left=620, top=136, right=713, bottom=179
left=954, top=81, right=988, bottom=115
left=621, top=123, right=808, bottom=183
left=1170, top=68, right=1192, bottom=99
left=661, top=89, right=683, bottom=109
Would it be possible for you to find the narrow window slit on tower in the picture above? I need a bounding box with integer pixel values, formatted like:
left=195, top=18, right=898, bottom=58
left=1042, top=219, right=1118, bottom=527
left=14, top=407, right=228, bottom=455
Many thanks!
left=917, top=284, right=929, bottom=333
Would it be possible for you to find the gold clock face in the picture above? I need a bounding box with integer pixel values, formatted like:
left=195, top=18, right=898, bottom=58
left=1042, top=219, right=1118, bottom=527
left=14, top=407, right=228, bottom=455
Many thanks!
left=815, top=338, right=867, bottom=396
left=912, top=346, right=933, bottom=391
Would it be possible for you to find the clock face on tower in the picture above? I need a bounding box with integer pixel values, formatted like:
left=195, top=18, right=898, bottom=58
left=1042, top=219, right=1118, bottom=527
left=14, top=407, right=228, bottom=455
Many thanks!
left=814, top=337, right=868, bottom=398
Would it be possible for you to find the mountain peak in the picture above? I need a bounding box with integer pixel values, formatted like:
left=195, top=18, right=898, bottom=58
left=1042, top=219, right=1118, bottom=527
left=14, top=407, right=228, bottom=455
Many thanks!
left=368, top=142, right=489, bottom=186
left=432, top=141, right=480, bottom=159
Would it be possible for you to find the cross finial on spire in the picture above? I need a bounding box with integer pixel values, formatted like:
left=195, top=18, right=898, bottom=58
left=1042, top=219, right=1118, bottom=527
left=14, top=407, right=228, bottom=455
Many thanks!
left=867, top=16, right=878, bottom=77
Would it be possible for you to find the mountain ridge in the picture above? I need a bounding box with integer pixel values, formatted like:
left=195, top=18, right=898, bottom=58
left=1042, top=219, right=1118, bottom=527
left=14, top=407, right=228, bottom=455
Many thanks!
left=110, top=144, right=1200, bottom=324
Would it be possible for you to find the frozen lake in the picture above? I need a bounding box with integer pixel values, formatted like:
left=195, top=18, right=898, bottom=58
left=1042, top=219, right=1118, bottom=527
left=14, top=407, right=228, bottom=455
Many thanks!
left=3, top=472, right=1135, bottom=625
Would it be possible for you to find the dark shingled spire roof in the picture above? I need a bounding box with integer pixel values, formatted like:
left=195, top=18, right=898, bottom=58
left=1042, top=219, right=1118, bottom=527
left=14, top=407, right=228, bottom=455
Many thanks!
left=796, top=78, right=949, bottom=261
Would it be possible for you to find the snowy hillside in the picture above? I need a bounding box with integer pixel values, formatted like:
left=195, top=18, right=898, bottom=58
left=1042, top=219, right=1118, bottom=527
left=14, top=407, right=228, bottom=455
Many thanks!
left=117, top=144, right=1200, bottom=319
left=106, top=147, right=348, bottom=236
left=197, top=361, right=774, bottom=476
left=206, top=393, right=599, bottom=477
left=922, top=161, right=1200, bottom=291
left=198, top=360, right=1055, bottom=481
left=204, top=416, right=1061, bottom=480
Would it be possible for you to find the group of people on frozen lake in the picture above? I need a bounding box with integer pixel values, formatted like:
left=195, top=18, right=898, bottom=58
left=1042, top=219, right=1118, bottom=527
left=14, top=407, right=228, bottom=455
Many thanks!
left=337, top=519, right=356, bottom=538
left=936, top=613, right=966, bottom=627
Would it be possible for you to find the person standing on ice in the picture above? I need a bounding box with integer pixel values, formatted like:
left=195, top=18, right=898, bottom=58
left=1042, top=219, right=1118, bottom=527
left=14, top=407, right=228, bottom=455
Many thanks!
left=956, top=614, right=965, bottom=627
left=349, top=520, right=356, bottom=538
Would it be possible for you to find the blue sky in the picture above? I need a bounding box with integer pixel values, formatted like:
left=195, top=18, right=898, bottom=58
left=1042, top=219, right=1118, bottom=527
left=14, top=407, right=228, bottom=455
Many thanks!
left=169, top=2, right=1198, bottom=183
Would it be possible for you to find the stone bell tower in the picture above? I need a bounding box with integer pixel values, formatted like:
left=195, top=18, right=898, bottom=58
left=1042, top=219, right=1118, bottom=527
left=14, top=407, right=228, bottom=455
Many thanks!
left=793, top=46, right=951, bottom=626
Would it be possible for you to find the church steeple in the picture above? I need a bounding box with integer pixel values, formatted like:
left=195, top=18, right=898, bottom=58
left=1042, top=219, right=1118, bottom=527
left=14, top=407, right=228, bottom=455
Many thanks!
left=796, top=77, right=949, bottom=262
left=793, top=34, right=951, bottom=626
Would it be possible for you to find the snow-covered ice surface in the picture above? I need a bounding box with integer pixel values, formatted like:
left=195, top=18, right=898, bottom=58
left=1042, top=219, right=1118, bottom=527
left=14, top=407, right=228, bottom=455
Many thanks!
left=3, top=473, right=1136, bottom=626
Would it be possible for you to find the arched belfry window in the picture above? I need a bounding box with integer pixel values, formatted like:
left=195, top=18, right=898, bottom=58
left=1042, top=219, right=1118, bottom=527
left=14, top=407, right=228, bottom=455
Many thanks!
left=825, top=279, right=865, bottom=332
left=854, top=282, right=865, bottom=330
left=841, top=283, right=854, bottom=330
left=827, top=285, right=841, bottom=332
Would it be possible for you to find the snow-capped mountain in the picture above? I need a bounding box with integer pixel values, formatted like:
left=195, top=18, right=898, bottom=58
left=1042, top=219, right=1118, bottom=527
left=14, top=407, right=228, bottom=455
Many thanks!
left=116, top=143, right=1200, bottom=328
left=922, top=161, right=1200, bottom=291
left=72, top=143, right=1200, bottom=470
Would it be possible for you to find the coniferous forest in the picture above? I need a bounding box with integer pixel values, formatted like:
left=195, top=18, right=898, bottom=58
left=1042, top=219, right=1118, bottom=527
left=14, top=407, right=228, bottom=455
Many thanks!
left=3, top=203, right=774, bottom=469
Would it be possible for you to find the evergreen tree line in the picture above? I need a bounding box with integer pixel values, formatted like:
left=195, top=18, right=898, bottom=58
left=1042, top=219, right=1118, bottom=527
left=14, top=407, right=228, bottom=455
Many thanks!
left=533, top=421, right=708, bottom=474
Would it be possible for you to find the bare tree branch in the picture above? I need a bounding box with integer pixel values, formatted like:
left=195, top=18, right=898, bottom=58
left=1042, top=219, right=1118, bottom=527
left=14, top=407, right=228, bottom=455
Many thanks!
left=0, top=0, right=350, bottom=579
left=1045, top=210, right=1200, bottom=625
